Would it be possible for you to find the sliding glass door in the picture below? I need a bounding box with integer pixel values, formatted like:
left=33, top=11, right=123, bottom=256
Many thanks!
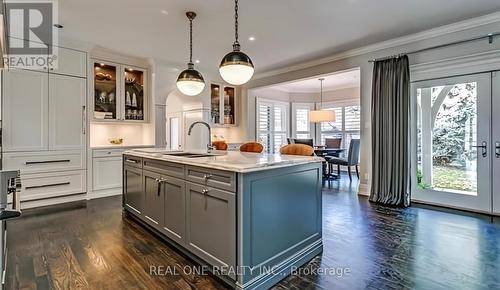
left=411, top=73, right=492, bottom=213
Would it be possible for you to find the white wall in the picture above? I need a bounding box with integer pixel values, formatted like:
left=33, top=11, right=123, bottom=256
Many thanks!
left=289, top=87, right=360, bottom=103
left=244, top=14, right=500, bottom=191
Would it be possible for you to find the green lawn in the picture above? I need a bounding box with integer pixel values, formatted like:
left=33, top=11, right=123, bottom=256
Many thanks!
left=432, top=165, right=477, bottom=193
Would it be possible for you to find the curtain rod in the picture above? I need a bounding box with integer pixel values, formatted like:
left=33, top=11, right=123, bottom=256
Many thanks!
left=368, top=32, right=500, bottom=63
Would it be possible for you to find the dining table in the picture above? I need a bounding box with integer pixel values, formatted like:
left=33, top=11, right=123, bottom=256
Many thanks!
left=314, top=147, right=346, bottom=180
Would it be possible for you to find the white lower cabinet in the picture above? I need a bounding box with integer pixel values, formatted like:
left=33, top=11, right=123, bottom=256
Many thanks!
left=89, top=149, right=126, bottom=198
left=92, top=156, right=122, bottom=191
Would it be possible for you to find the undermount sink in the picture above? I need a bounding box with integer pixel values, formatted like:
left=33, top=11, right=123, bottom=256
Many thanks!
left=162, top=152, right=219, bottom=158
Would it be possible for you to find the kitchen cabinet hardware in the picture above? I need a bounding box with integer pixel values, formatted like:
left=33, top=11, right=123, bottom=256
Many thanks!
left=25, top=159, right=70, bottom=165
left=25, top=182, right=70, bottom=190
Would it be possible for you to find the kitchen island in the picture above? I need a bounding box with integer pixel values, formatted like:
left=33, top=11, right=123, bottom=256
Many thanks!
left=122, top=149, right=324, bottom=290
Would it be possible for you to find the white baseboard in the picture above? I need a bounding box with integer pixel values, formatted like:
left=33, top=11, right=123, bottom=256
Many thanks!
left=358, top=183, right=370, bottom=196
left=87, top=187, right=122, bottom=200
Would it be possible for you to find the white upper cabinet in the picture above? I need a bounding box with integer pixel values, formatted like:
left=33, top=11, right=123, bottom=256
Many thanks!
left=49, top=74, right=86, bottom=150
left=210, top=83, right=237, bottom=127
left=92, top=59, right=148, bottom=123
left=3, top=69, right=49, bottom=152
left=50, top=47, right=87, bottom=78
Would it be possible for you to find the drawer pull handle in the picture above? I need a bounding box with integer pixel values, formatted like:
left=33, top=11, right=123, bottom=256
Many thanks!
left=203, top=174, right=213, bottom=181
left=125, top=159, right=140, bottom=164
left=25, top=160, right=71, bottom=165
left=25, top=182, right=70, bottom=190
left=201, top=188, right=210, bottom=195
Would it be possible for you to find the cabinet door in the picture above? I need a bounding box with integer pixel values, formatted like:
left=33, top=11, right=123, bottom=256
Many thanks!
left=223, top=86, right=236, bottom=125
left=122, top=66, right=146, bottom=122
left=143, top=170, right=164, bottom=227
left=123, top=165, right=143, bottom=215
left=93, top=61, right=120, bottom=121
left=3, top=69, right=49, bottom=152
left=186, top=182, right=236, bottom=271
left=210, top=83, right=222, bottom=124
left=50, top=47, right=87, bottom=78
left=92, top=156, right=122, bottom=191
left=162, top=176, right=185, bottom=245
left=49, top=74, right=86, bottom=150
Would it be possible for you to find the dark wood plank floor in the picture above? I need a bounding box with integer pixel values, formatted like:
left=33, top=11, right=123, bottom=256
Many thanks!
left=6, top=176, right=500, bottom=290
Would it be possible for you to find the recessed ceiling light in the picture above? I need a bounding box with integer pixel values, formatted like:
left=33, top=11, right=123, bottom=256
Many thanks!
left=54, top=24, right=63, bottom=29
left=248, top=36, right=256, bottom=41
left=195, top=60, right=200, bottom=64
left=161, top=10, right=168, bottom=15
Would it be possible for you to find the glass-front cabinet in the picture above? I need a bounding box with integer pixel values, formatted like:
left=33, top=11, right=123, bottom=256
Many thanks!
left=123, top=67, right=145, bottom=121
left=93, top=62, right=118, bottom=120
left=92, top=59, right=148, bottom=122
left=210, top=83, right=237, bottom=126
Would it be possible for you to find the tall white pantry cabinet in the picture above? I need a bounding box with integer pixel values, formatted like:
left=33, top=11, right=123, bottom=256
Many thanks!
left=2, top=46, right=88, bottom=208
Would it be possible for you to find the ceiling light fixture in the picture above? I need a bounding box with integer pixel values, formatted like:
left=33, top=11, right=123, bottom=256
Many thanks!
left=176, top=11, right=205, bottom=96
left=248, top=36, right=255, bottom=41
left=309, top=78, right=336, bottom=123
left=219, top=0, right=254, bottom=85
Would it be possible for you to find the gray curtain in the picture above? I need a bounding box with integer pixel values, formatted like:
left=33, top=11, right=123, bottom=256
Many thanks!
left=369, top=55, right=410, bottom=207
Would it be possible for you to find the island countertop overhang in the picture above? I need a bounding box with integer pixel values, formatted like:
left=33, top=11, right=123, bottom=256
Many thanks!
left=123, top=148, right=324, bottom=173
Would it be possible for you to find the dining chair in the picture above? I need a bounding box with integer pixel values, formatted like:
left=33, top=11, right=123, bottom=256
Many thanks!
left=212, top=141, right=228, bottom=151
left=239, top=142, right=264, bottom=153
left=327, top=139, right=360, bottom=181
left=280, top=144, right=315, bottom=156
left=325, top=138, right=342, bottom=148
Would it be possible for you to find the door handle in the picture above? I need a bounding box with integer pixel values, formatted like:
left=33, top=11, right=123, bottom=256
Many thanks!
left=495, top=141, right=500, bottom=158
left=82, top=106, right=86, bottom=135
left=472, top=141, right=488, bottom=158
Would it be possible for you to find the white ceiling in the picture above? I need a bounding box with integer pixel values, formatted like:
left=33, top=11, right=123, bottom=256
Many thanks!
left=58, top=0, right=500, bottom=74
left=272, top=69, right=360, bottom=93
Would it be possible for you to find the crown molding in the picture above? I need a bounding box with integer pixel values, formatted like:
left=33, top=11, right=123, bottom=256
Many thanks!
left=253, top=11, right=500, bottom=80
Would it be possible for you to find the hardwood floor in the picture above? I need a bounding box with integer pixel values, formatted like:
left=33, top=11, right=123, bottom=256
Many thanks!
left=6, top=176, right=500, bottom=290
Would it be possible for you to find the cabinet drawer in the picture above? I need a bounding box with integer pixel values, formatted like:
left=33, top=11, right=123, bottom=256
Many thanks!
left=20, top=170, right=86, bottom=202
left=93, top=149, right=125, bottom=158
left=185, top=166, right=236, bottom=192
left=123, top=155, right=142, bottom=168
left=3, top=151, right=85, bottom=174
left=143, top=158, right=184, bottom=179
left=185, top=182, right=236, bottom=274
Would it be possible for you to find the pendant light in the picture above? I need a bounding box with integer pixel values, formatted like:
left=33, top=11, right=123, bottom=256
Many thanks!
left=176, top=11, right=205, bottom=96
left=309, top=78, right=336, bottom=123
left=219, top=0, right=254, bottom=85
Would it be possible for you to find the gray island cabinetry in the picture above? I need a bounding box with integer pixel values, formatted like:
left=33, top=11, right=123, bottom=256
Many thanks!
left=122, top=150, right=323, bottom=290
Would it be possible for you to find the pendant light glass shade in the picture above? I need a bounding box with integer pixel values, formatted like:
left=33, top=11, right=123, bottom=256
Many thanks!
left=219, top=0, right=254, bottom=85
left=309, top=78, right=336, bottom=123
left=309, top=110, right=336, bottom=123
left=176, top=64, right=205, bottom=96
left=177, top=12, right=205, bottom=96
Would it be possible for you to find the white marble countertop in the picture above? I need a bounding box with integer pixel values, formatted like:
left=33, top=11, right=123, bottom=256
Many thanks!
left=124, top=148, right=323, bottom=173
left=91, top=144, right=155, bottom=150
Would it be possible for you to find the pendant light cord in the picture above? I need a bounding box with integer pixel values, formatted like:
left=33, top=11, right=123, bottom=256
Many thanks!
left=235, top=0, right=239, bottom=43
left=233, top=0, right=240, bottom=49
left=189, top=17, right=193, bottom=64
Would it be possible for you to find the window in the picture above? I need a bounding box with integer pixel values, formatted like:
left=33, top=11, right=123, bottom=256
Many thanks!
left=291, top=103, right=314, bottom=139
left=319, top=103, right=360, bottom=148
left=257, top=98, right=289, bottom=153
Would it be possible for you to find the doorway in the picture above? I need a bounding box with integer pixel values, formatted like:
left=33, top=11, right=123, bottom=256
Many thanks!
left=411, top=72, right=500, bottom=214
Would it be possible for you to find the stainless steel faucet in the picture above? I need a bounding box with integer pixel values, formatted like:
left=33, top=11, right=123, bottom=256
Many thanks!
left=188, top=121, right=215, bottom=152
